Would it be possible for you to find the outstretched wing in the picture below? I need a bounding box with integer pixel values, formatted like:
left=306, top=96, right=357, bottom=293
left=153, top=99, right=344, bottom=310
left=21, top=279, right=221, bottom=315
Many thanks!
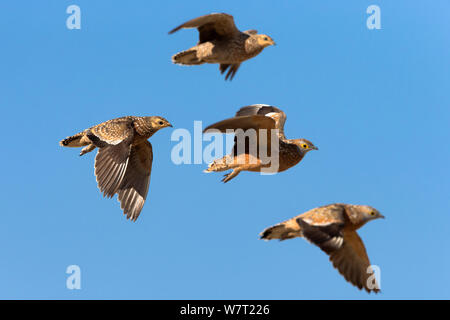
left=203, top=104, right=286, bottom=133
left=297, top=218, right=380, bottom=293
left=329, top=231, right=380, bottom=293
left=117, top=141, right=153, bottom=221
left=169, top=13, right=240, bottom=43
left=204, top=104, right=286, bottom=156
left=234, top=105, right=287, bottom=133
left=88, top=120, right=135, bottom=198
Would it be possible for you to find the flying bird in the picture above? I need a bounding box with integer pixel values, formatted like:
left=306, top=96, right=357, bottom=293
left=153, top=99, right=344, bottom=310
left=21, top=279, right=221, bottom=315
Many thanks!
left=59, top=116, right=172, bottom=221
left=169, top=13, right=275, bottom=80
left=203, top=104, right=317, bottom=182
left=260, top=203, right=384, bottom=293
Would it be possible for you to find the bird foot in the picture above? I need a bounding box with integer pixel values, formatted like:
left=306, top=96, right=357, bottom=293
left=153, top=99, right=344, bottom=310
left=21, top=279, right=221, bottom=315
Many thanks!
left=221, top=170, right=240, bottom=183
left=79, top=144, right=95, bottom=156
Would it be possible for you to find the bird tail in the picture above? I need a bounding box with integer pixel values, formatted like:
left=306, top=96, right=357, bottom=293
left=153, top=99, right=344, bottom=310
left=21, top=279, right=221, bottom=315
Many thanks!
left=59, top=132, right=85, bottom=147
left=172, top=49, right=203, bottom=65
left=260, top=219, right=303, bottom=241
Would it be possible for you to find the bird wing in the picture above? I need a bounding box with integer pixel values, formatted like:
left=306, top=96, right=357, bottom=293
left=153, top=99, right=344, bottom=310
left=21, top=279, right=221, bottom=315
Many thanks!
left=203, top=104, right=286, bottom=132
left=296, top=218, right=345, bottom=254
left=235, top=104, right=287, bottom=135
left=235, top=104, right=284, bottom=118
left=117, top=141, right=153, bottom=221
left=298, top=217, right=379, bottom=293
left=243, top=29, right=258, bottom=35
left=219, top=63, right=241, bottom=81
left=169, top=13, right=240, bottom=43
left=204, top=105, right=286, bottom=157
left=90, top=126, right=135, bottom=198
left=203, top=115, right=275, bottom=133
left=329, top=231, right=379, bottom=293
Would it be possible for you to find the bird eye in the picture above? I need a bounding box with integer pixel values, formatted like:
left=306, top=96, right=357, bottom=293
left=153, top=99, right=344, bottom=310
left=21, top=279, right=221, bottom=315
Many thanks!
left=370, top=211, right=376, bottom=216
left=158, top=121, right=164, bottom=125
left=264, top=37, right=268, bottom=41
left=302, top=144, right=308, bottom=149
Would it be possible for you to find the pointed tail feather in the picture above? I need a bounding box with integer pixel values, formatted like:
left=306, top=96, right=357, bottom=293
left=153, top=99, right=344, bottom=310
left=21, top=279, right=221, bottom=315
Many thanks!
left=60, top=132, right=85, bottom=147
left=172, top=49, right=202, bottom=65
left=260, top=219, right=303, bottom=241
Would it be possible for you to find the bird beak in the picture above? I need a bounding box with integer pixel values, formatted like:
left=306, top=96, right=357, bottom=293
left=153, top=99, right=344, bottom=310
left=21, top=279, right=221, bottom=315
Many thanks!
left=167, top=123, right=173, bottom=128
left=312, top=146, right=318, bottom=150
left=380, top=214, right=385, bottom=219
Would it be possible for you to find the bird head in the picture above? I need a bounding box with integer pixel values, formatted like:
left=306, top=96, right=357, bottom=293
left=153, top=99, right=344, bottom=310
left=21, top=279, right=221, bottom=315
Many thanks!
left=359, top=205, right=385, bottom=222
left=151, top=116, right=173, bottom=130
left=256, top=34, right=276, bottom=47
left=293, top=139, right=318, bottom=153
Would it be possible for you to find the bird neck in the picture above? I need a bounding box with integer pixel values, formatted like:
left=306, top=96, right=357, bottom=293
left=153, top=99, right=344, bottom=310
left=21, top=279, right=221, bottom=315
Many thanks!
left=133, top=117, right=158, bottom=138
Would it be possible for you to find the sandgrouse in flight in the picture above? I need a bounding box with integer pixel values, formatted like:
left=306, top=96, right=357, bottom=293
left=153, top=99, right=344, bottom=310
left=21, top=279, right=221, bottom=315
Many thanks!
left=203, top=104, right=317, bottom=182
left=60, top=116, right=172, bottom=221
left=260, top=203, right=384, bottom=293
left=169, top=13, right=275, bottom=80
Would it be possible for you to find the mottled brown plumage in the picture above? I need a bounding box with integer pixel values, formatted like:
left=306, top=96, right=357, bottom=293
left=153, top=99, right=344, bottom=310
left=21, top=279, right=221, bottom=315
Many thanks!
left=203, top=104, right=317, bottom=182
left=261, top=203, right=384, bottom=293
left=169, top=13, right=275, bottom=80
left=60, top=116, right=172, bottom=221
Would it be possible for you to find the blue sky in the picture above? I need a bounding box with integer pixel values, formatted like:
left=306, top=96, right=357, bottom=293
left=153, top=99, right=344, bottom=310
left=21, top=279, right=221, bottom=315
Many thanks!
left=0, top=0, right=449, bottom=299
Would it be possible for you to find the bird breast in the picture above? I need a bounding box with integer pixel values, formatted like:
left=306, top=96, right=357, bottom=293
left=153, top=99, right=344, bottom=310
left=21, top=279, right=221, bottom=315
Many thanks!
left=278, top=142, right=304, bottom=172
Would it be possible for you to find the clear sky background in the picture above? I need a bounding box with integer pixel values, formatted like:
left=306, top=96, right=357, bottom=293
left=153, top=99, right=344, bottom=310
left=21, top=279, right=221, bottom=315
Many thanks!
left=0, top=0, right=449, bottom=299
